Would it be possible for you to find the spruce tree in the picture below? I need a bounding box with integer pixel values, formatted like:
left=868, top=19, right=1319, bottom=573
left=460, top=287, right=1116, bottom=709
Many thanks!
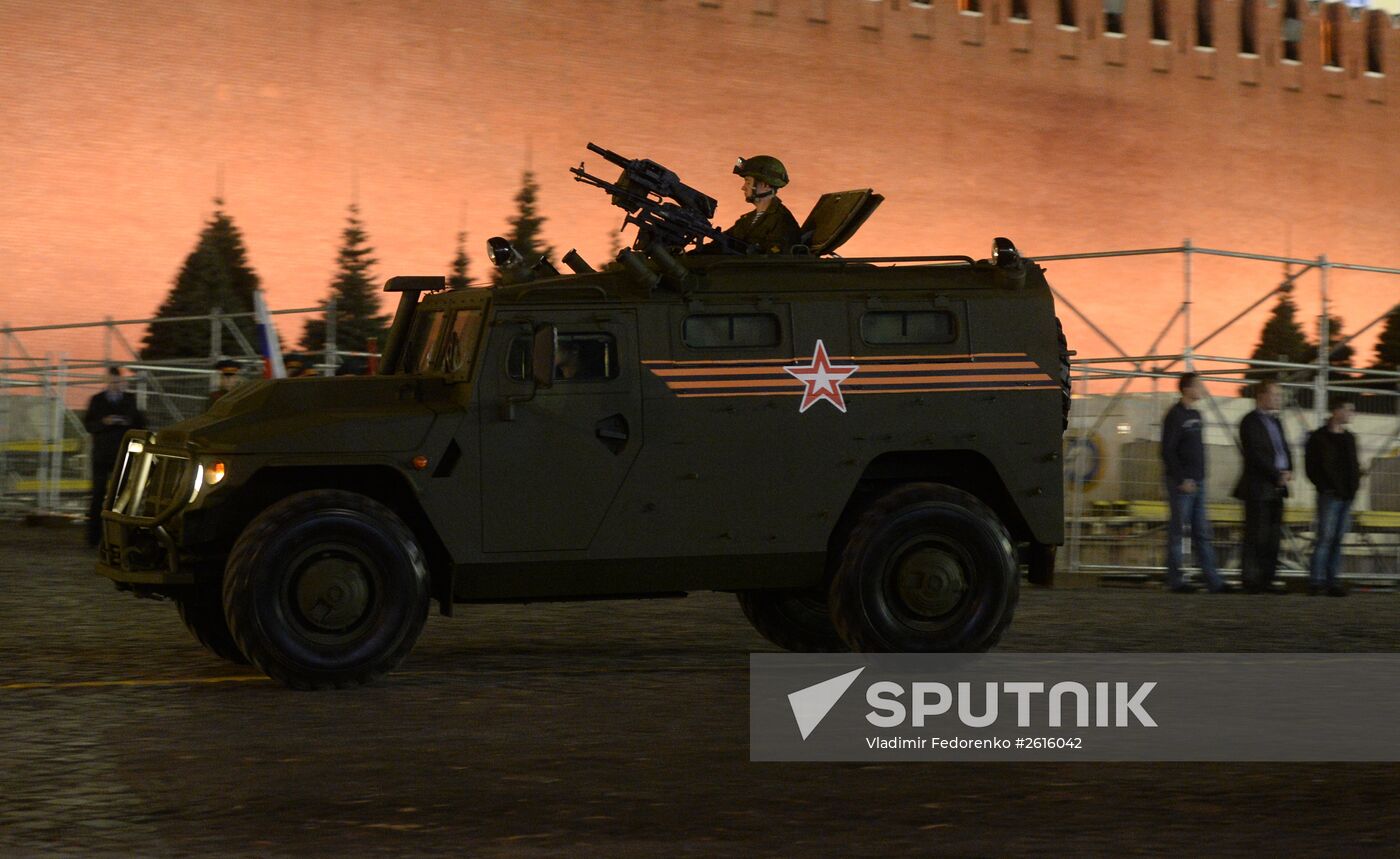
left=448, top=230, right=472, bottom=289
left=141, top=201, right=260, bottom=361
left=1319, top=315, right=1354, bottom=368
left=1367, top=304, right=1400, bottom=409
left=492, top=171, right=554, bottom=285
left=1372, top=305, right=1400, bottom=373
left=1291, top=315, right=1357, bottom=409
left=1242, top=285, right=1313, bottom=394
left=300, top=204, right=390, bottom=358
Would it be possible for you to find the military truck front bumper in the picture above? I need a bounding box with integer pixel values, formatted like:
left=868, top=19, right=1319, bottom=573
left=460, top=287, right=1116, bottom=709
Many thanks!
left=95, top=430, right=200, bottom=587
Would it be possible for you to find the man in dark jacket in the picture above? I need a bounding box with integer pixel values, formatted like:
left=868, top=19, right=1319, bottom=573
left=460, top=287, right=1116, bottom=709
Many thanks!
left=1233, top=379, right=1292, bottom=593
left=84, top=366, right=146, bottom=546
left=1160, top=372, right=1228, bottom=593
left=1304, top=398, right=1360, bottom=596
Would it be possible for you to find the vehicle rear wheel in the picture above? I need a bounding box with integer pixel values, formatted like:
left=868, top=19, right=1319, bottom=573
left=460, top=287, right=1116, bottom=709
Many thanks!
left=223, top=489, right=429, bottom=690
left=1056, top=315, right=1072, bottom=431
left=175, top=584, right=248, bottom=665
left=1026, top=542, right=1056, bottom=587
left=829, top=483, right=1018, bottom=653
left=737, top=588, right=846, bottom=652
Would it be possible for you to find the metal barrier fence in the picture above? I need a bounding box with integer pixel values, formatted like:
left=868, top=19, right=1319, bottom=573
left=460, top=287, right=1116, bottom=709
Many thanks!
left=0, top=303, right=353, bottom=517
left=1050, top=242, right=1400, bottom=585
left=1064, top=386, right=1400, bottom=585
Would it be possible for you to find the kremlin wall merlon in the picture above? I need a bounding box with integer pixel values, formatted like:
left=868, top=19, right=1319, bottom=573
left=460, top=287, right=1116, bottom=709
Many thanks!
left=3, top=0, right=1397, bottom=361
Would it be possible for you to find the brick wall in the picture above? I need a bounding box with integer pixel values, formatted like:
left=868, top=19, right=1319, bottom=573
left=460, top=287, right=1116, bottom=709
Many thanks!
left=2, top=0, right=1397, bottom=363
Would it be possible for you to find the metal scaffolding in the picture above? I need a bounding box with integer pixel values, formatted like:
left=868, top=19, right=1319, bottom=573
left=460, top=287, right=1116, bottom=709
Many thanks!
left=0, top=302, right=353, bottom=517
left=1041, top=242, right=1400, bottom=585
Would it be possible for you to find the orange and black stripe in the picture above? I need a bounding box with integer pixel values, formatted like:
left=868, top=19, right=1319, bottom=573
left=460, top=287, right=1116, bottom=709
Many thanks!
left=644, top=353, right=1058, bottom=399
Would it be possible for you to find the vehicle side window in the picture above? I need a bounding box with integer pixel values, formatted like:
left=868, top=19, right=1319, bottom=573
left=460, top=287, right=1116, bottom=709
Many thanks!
left=405, top=309, right=448, bottom=373
left=507, top=332, right=620, bottom=383
left=440, top=310, right=482, bottom=374
left=860, top=310, right=957, bottom=345
left=682, top=313, right=780, bottom=348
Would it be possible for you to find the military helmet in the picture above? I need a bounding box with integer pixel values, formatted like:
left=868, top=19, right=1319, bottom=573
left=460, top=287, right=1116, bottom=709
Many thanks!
left=733, top=155, right=788, bottom=189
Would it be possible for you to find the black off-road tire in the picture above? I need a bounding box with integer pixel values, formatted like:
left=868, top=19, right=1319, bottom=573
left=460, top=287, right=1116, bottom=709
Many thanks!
left=223, top=490, right=429, bottom=690
left=175, top=585, right=248, bottom=665
left=1055, top=315, right=1072, bottom=431
left=829, top=483, right=1019, bottom=653
left=1026, top=542, right=1057, bottom=588
left=737, top=588, right=847, bottom=652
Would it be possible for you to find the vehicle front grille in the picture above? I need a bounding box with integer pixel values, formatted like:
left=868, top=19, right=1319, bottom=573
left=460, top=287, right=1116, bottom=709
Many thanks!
left=110, top=441, right=192, bottom=521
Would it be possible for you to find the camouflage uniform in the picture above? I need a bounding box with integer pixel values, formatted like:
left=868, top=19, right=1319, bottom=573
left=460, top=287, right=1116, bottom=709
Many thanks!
left=723, top=154, right=800, bottom=254
left=725, top=198, right=802, bottom=255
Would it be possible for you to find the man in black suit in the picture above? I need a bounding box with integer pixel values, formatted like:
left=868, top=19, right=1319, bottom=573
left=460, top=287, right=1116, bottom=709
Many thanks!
left=84, top=366, right=146, bottom=547
left=1233, top=379, right=1292, bottom=593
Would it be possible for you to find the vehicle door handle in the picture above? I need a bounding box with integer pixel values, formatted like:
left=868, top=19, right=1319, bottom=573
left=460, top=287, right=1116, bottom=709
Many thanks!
left=595, top=414, right=629, bottom=454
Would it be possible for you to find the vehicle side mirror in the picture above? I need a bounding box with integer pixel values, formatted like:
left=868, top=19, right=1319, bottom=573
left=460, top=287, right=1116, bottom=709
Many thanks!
left=532, top=324, right=557, bottom=388
left=501, top=323, right=558, bottom=422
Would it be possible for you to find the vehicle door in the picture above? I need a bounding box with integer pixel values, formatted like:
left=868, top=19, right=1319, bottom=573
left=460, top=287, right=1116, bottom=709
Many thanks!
left=477, top=308, right=642, bottom=553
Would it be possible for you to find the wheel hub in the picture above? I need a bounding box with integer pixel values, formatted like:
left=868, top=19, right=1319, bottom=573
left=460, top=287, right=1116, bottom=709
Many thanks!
left=292, top=549, right=373, bottom=634
left=893, top=545, right=968, bottom=619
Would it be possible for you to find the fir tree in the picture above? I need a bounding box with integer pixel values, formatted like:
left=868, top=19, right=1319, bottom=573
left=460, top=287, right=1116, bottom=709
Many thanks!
left=141, top=201, right=260, bottom=361
left=1253, top=287, right=1314, bottom=364
left=1291, top=315, right=1358, bottom=409
left=1366, top=304, right=1400, bottom=409
left=1372, top=305, right=1400, bottom=373
left=1242, top=285, right=1313, bottom=394
left=1318, top=315, right=1354, bottom=368
left=448, top=230, right=472, bottom=289
left=300, top=204, right=390, bottom=358
left=492, top=171, right=555, bottom=285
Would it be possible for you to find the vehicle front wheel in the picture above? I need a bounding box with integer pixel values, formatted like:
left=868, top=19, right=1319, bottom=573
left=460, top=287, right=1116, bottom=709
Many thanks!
left=223, top=490, right=429, bottom=690
left=829, top=483, right=1019, bottom=653
left=737, top=588, right=846, bottom=652
left=175, top=583, right=248, bottom=665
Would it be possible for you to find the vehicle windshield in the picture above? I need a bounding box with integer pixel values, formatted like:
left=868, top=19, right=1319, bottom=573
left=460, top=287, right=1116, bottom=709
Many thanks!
left=402, top=307, right=485, bottom=375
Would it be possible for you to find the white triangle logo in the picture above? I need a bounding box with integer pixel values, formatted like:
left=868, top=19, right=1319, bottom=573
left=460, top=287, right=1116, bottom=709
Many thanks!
left=788, top=667, right=866, bottom=740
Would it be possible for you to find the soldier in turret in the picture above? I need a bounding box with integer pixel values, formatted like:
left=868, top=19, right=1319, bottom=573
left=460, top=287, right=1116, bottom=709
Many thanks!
left=725, top=155, right=801, bottom=255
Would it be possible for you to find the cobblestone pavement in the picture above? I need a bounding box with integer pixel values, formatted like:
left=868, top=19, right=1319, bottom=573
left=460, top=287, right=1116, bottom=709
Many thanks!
left=2, top=522, right=1398, bottom=857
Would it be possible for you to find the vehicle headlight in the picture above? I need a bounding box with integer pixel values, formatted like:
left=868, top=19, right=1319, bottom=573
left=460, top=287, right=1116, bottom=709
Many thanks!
left=189, top=464, right=205, bottom=504
left=190, top=459, right=228, bottom=503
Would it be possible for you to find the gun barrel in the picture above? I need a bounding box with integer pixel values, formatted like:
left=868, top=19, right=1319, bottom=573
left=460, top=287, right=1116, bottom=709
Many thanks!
left=575, top=143, right=743, bottom=255
left=585, top=142, right=629, bottom=168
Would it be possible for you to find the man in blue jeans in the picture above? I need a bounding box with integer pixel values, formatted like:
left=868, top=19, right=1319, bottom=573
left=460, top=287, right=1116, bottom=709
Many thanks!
left=1160, top=373, right=1230, bottom=593
left=1304, top=398, right=1359, bottom=597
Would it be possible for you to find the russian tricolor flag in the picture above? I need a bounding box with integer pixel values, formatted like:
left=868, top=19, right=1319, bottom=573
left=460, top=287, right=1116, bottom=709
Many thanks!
left=252, top=289, right=286, bottom=379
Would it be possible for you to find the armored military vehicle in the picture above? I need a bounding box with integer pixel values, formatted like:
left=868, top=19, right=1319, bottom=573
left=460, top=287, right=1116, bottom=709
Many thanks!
left=97, top=144, right=1070, bottom=688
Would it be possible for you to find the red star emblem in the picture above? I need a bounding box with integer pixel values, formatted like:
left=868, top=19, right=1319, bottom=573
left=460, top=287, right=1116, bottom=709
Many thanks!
left=784, top=340, right=860, bottom=414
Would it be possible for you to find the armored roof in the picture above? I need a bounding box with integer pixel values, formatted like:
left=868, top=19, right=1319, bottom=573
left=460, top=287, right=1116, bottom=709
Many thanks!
left=487, top=254, right=1030, bottom=304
